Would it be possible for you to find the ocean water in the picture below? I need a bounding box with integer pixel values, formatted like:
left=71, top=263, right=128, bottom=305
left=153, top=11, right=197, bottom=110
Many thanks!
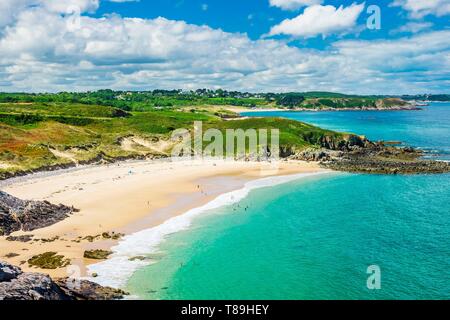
left=244, top=103, right=450, bottom=161
left=122, top=103, right=450, bottom=300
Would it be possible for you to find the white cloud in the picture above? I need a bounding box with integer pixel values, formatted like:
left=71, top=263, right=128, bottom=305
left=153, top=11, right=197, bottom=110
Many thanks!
left=0, top=0, right=32, bottom=28
left=392, top=21, right=433, bottom=34
left=269, top=0, right=323, bottom=10
left=269, top=3, right=365, bottom=38
left=0, top=0, right=99, bottom=29
left=391, top=0, right=450, bottom=18
left=42, top=0, right=100, bottom=13
left=0, top=1, right=448, bottom=94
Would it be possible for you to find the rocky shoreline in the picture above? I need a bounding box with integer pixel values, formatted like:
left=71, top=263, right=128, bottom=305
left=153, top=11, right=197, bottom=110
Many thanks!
left=0, top=134, right=447, bottom=242
left=0, top=134, right=448, bottom=300
left=1, top=135, right=448, bottom=186
left=320, top=150, right=450, bottom=174
left=0, top=261, right=127, bottom=300
left=289, top=105, right=422, bottom=112
left=0, top=191, right=77, bottom=236
left=289, top=135, right=450, bottom=174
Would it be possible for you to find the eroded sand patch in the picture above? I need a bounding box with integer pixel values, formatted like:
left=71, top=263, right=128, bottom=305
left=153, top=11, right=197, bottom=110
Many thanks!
left=49, top=147, right=78, bottom=164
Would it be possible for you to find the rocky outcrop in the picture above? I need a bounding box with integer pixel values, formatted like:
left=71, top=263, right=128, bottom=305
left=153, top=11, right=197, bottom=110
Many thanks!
left=83, top=249, right=113, bottom=260
left=291, top=148, right=343, bottom=162
left=55, top=278, right=127, bottom=300
left=289, top=132, right=450, bottom=174
left=0, top=261, right=127, bottom=300
left=0, top=191, right=77, bottom=236
left=0, top=261, right=22, bottom=282
left=321, top=155, right=450, bottom=174
left=319, top=144, right=450, bottom=174
left=318, top=134, right=372, bottom=151
left=278, top=133, right=369, bottom=159
left=5, top=234, right=34, bottom=242
left=1, top=274, right=68, bottom=300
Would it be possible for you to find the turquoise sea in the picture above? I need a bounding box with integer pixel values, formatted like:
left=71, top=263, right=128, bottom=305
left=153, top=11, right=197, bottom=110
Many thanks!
left=125, top=103, right=450, bottom=300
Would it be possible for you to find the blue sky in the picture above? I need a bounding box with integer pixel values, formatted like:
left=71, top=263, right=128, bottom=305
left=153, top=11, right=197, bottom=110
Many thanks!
left=0, top=0, right=449, bottom=93
left=97, top=0, right=448, bottom=42
left=95, top=0, right=450, bottom=58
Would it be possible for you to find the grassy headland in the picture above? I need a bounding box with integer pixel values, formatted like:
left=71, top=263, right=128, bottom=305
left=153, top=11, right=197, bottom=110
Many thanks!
left=0, top=98, right=352, bottom=179
left=0, top=90, right=448, bottom=178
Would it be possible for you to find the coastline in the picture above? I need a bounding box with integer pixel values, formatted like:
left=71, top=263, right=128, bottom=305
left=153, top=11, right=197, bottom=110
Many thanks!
left=0, top=158, right=324, bottom=281
left=86, top=170, right=334, bottom=290
left=223, top=105, right=421, bottom=114
left=245, top=107, right=421, bottom=113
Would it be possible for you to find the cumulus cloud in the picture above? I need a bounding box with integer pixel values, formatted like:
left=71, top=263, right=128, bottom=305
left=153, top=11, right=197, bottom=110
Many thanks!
left=0, top=0, right=99, bottom=29
left=42, top=0, right=100, bottom=13
left=0, top=1, right=448, bottom=94
left=391, top=0, right=450, bottom=18
left=392, top=21, right=433, bottom=34
left=269, top=0, right=323, bottom=10
left=269, top=3, right=365, bottom=38
left=0, top=0, right=32, bottom=28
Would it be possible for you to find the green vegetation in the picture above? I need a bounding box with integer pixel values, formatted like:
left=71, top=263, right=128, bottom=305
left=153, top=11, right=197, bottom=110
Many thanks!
left=28, top=252, right=71, bottom=269
left=203, top=117, right=345, bottom=152
left=273, top=93, right=305, bottom=108
left=0, top=90, right=269, bottom=111
left=83, top=250, right=113, bottom=260
left=0, top=90, right=417, bottom=112
left=0, top=89, right=421, bottom=179
left=0, top=102, right=129, bottom=118
left=0, top=92, right=358, bottom=179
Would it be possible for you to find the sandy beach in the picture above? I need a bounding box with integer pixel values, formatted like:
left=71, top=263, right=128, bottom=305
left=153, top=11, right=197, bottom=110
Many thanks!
left=0, top=158, right=323, bottom=279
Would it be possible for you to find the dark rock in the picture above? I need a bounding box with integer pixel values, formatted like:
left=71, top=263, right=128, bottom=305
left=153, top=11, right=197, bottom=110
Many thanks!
left=298, top=133, right=450, bottom=175
left=291, top=148, right=343, bottom=162
left=0, top=261, right=22, bottom=282
left=129, top=256, right=147, bottom=261
left=102, top=231, right=124, bottom=240
left=318, top=134, right=371, bottom=151
left=0, top=261, right=127, bottom=300
left=320, top=149, right=450, bottom=174
left=6, top=234, right=34, bottom=242
left=0, top=271, right=70, bottom=300
left=55, top=278, right=128, bottom=300
left=0, top=191, right=76, bottom=236
left=83, top=249, right=113, bottom=260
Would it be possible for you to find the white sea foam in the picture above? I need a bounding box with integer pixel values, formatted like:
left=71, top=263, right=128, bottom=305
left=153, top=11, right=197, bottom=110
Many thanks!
left=86, top=171, right=332, bottom=288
